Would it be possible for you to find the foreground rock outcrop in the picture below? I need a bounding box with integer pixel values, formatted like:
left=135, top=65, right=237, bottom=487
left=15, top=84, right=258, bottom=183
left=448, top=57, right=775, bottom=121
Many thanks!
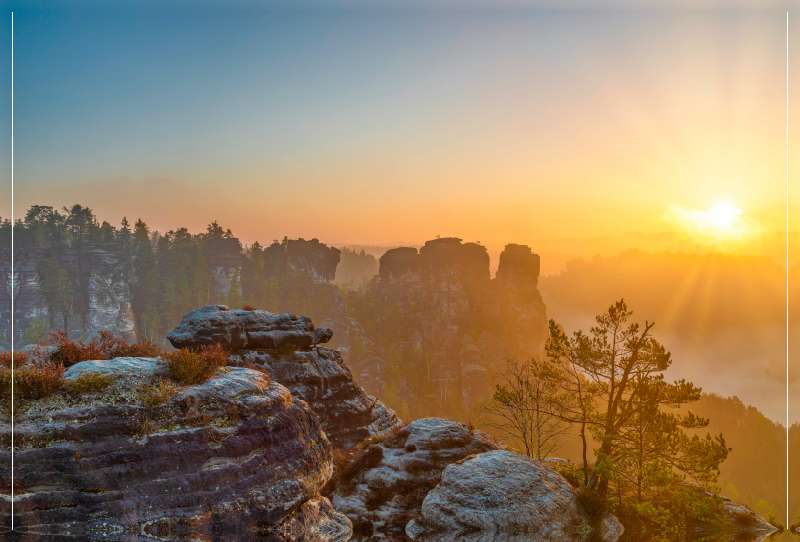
left=415, top=450, right=623, bottom=542
left=330, top=417, right=502, bottom=533
left=2, top=357, right=350, bottom=540
left=170, top=305, right=402, bottom=450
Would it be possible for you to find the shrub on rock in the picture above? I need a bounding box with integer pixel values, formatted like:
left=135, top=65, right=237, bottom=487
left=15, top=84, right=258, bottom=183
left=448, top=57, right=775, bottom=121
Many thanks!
left=164, top=343, right=228, bottom=384
left=49, top=330, right=162, bottom=367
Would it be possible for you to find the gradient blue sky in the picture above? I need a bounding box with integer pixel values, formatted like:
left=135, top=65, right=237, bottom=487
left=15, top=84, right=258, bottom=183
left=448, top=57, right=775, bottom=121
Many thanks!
left=1, top=3, right=796, bottom=252
left=0, top=0, right=798, bottom=424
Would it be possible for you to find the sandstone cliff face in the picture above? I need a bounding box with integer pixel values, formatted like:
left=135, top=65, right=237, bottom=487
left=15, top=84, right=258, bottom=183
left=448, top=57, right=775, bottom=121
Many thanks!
left=0, top=245, right=135, bottom=349
left=204, top=238, right=246, bottom=303
left=1, top=357, right=350, bottom=540
left=259, top=238, right=341, bottom=284
left=169, top=305, right=401, bottom=450
left=0, top=249, right=49, bottom=349
left=354, top=239, right=549, bottom=410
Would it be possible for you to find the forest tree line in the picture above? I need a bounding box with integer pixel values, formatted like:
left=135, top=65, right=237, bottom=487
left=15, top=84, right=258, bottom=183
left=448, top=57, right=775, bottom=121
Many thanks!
left=2, top=205, right=795, bottom=529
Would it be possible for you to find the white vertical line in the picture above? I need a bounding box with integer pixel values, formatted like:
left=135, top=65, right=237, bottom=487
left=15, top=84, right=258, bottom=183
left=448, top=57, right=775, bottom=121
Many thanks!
left=786, top=10, right=790, bottom=530
left=9, top=10, right=13, bottom=532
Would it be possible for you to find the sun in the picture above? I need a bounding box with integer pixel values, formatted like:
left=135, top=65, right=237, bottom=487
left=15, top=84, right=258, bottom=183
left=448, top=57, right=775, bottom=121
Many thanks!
left=666, top=202, right=747, bottom=238
left=705, top=202, right=743, bottom=231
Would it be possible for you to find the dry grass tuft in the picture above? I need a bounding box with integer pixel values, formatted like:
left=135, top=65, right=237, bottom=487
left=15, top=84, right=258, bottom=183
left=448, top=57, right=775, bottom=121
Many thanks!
left=0, top=363, right=65, bottom=405
left=325, top=444, right=385, bottom=496
left=137, top=377, right=178, bottom=408
left=381, top=426, right=410, bottom=449
left=67, top=370, right=114, bottom=396
left=164, top=343, right=228, bottom=385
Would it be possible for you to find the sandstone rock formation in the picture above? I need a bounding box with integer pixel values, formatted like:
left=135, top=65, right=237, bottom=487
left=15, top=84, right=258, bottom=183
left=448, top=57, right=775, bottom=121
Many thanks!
left=169, top=305, right=401, bottom=450
left=330, top=417, right=502, bottom=533
left=722, top=500, right=779, bottom=537
left=167, top=305, right=333, bottom=350
left=1, top=357, right=351, bottom=540
left=352, top=239, right=549, bottom=410
left=261, top=238, right=341, bottom=283
left=416, top=450, right=623, bottom=542
left=277, top=496, right=354, bottom=542
left=229, top=347, right=401, bottom=450
left=204, top=237, right=246, bottom=303
left=0, top=245, right=135, bottom=350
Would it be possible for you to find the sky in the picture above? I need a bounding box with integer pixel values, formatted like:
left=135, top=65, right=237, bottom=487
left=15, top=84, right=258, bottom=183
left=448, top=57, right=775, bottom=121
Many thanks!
left=0, top=4, right=797, bottom=258
left=0, top=0, right=796, bottom=429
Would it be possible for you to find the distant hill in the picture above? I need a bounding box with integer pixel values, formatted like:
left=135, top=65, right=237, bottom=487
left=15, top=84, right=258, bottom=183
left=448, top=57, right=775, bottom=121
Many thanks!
left=539, top=249, right=793, bottom=426
left=533, top=230, right=796, bottom=275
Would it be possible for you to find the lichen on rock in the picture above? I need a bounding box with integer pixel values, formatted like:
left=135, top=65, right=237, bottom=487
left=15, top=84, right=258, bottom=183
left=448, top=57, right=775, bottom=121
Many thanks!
left=416, top=449, right=623, bottom=542
left=330, top=417, right=502, bottom=534
left=167, top=305, right=333, bottom=350
left=1, top=357, right=351, bottom=540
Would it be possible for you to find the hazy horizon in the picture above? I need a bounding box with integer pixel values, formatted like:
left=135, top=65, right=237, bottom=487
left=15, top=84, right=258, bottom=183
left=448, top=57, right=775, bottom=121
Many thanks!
left=2, top=8, right=798, bottom=245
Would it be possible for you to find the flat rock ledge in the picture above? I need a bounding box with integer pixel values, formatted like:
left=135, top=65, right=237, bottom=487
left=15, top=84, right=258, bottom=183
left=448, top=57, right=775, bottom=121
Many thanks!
left=331, top=417, right=502, bottom=533
left=0, top=357, right=351, bottom=540
left=414, top=450, right=623, bottom=542
left=167, top=305, right=333, bottom=350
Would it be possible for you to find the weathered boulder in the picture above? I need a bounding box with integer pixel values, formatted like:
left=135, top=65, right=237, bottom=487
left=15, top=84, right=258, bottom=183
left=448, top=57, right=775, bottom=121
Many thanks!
left=330, top=417, right=502, bottom=533
left=2, top=357, right=351, bottom=540
left=228, top=346, right=402, bottom=450
left=167, top=305, right=333, bottom=350
left=417, top=450, right=623, bottom=542
left=722, top=499, right=778, bottom=537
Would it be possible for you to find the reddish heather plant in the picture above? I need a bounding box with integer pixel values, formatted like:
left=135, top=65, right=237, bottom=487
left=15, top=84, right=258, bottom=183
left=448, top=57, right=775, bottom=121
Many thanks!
left=49, top=331, right=163, bottom=367
left=0, top=351, right=28, bottom=368
left=0, top=362, right=65, bottom=404
left=164, top=343, right=228, bottom=385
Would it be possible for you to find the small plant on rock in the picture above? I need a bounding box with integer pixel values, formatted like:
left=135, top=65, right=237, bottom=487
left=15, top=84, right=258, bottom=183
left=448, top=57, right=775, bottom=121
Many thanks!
left=0, top=363, right=65, bottom=405
left=164, top=343, right=228, bottom=385
left=67, top=370, right=114, bottom=396
left=0, top=351, right=28, bottom=368
left=381, top=426, right=410, bottom=449
left=50, top=330, right=164, bottom=368
left=767, top=515, right=784, bottom=533
left=576, top=487, right=608, bottom=527
left=325, top=444, right=385, bottom=496
left=137, top=377, right=178, bottom=408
